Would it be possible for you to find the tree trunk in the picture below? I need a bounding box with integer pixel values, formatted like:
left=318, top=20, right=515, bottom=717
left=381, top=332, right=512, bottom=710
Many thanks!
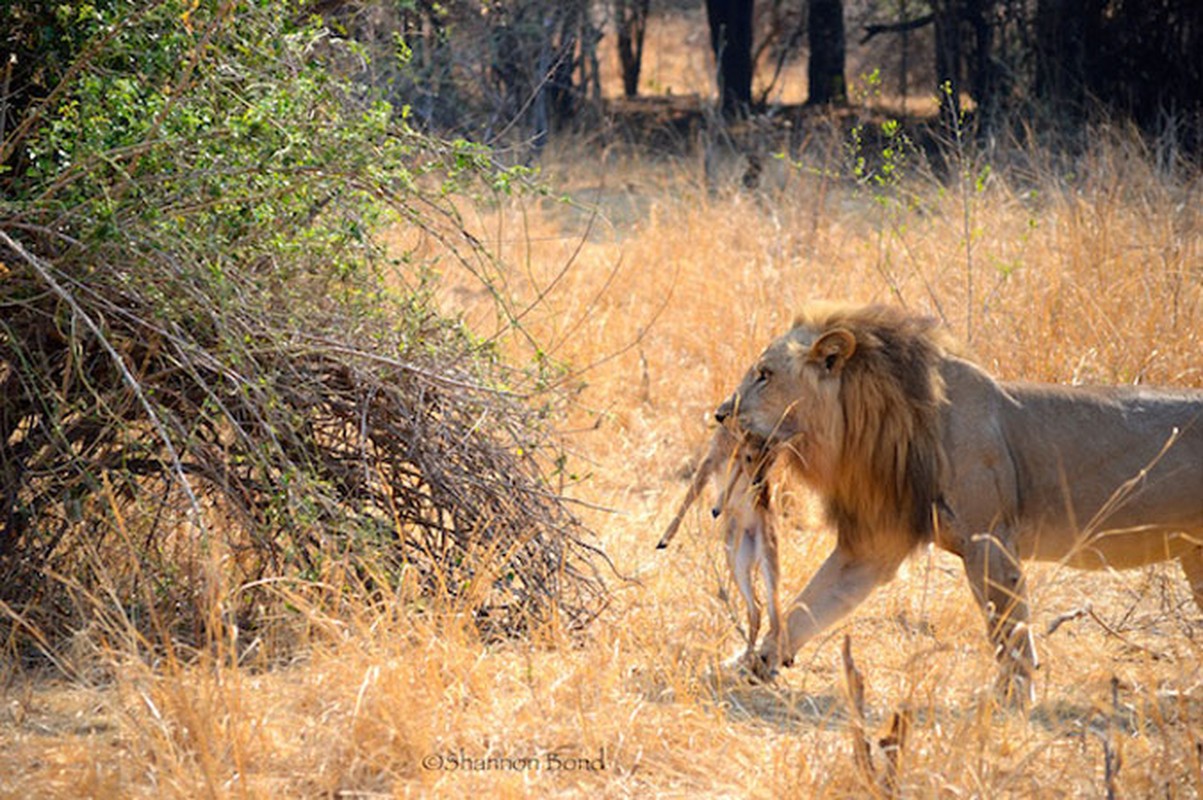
left=807, top=0, right=847, bottom=105
left=705, top=0, right=754, bottom=117
left=932, top=0, right=962, bottom=127
left=1034, top=0, right=1088, bottom=113
left=616, top=0, right=651, bottom=98
left=965, top=0, right=997, bottom=132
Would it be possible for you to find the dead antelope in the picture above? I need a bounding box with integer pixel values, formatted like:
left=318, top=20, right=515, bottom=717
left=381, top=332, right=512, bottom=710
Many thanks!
left=658, top=424, right=785, bottom=677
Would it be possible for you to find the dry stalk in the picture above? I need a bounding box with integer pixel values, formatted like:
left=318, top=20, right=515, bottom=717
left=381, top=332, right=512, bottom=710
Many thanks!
left=841, top=634, right=912, bottom=799
left=1094, top=675, right=1124, bottom=800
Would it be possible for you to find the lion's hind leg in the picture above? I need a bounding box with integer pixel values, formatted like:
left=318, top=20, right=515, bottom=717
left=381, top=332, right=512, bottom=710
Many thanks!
left=962, top=531, right=1038, bottom=707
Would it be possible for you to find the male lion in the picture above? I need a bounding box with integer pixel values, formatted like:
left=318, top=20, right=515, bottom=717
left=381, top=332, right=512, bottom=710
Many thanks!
left=718, top=303, right=1203, bottom=701
left=657, top=424, right=786, bottom=673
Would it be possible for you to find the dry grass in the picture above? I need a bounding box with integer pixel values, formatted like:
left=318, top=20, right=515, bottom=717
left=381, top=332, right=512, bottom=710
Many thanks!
left=4, top=124, right=1203, bottom=798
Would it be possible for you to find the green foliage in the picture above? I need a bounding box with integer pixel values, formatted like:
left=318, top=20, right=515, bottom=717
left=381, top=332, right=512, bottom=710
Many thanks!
left=0, top=0, right=605, bottom=659
left=9, top=2, right=483, bottom=275
left=845, top=71, right=916, bottom=201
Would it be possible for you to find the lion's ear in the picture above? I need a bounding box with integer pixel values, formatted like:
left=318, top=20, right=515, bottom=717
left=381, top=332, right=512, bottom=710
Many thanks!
left=811, top=328, right=857, bottom=374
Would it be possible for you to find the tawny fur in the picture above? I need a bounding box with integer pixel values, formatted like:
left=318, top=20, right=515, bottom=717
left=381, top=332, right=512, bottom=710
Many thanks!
left=658, top=425, right=785, bottom=676
left=720, top=302, right=1203, bottom=702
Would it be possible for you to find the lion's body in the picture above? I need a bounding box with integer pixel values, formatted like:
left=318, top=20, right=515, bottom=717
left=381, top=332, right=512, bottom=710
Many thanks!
left=719, top=303, right=1203, bottom=699
left=942, top=356, right=1203, bottom=569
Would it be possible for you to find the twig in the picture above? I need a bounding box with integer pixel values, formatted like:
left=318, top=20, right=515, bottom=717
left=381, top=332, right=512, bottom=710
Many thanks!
left=842, top=635, right=876, bottom=788
left=296, top=335, right=523, bottom=398
left=860, top=15, right=935, bottom=45
left=0, top=229, right=206, bottom=529
left=880, top=710, right=911, bottom=796
left=841, top=635, right=910, bottom=798
left=1046, top=602, right=1167, bottom=660
left=1046, top=605, right=1091, bottom=635
left=0, top=2, right=169, bottom=167
left=1090, top=676, right=1124, bottom=800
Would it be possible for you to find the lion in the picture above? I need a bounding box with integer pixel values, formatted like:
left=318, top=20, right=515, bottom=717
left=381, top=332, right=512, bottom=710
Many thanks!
left=658, top=423, right=786, bottom=673
left=718, top=303, right=1203, bottom=701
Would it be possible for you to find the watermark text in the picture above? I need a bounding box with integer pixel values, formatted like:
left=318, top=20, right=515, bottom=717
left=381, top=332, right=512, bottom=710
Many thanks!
left=421, top=748, right=607, bottom=773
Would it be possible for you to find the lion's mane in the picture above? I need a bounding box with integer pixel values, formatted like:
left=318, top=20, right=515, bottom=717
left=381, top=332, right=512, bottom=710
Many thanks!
left=791, top=304, right=951, bottom=555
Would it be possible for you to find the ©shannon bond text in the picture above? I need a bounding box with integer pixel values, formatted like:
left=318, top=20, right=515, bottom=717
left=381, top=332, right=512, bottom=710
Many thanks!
left=421, top=749, right=607, bottom=772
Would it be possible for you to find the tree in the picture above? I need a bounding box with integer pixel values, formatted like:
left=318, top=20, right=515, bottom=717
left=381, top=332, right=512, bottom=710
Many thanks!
left=807, top=0, right=847, bottom=105
left=306, top=1, right=602, bottom=149
left=1036, top=0, right=1203, bottom=148
left=1034, top=0, right=1090, bottom=113
left=861, top=0, right=1201, bottom=147
left=930, top=0, right=963, bottom=126
left=616, top=0, right=651, bottom=98
left=887, top=0, right=1000, bottom=133
left=705, top=0, right=755, bottom=116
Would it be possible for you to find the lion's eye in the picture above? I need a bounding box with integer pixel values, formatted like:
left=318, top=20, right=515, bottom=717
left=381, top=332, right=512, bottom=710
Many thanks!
left=756, top=367, right=772, bottom=383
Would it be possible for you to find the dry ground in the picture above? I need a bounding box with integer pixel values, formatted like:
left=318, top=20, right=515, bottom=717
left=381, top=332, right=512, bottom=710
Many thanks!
left=4, top=122, right=1202, bottom=798
left=4, top=9, right=1203, bottom=795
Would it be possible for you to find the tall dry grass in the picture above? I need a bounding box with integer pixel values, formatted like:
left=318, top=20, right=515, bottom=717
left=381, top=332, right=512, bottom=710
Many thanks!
left=4, top=124, right=1202, bottom=798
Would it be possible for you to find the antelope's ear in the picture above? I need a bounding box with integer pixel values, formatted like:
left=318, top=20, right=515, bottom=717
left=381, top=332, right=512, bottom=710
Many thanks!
left=810, top=328, right=856, bottom=374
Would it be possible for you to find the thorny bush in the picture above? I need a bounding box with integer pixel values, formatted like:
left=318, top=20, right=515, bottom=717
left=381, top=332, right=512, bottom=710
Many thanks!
left=0, top=0, right=608, bottom=664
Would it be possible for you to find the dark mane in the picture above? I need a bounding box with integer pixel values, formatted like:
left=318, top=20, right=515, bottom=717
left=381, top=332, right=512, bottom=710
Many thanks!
left=793, top=304, right=951, bottom=555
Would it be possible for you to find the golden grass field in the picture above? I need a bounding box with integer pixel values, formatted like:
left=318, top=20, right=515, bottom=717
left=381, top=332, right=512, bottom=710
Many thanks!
left=4, top=12, right=1203, bottom=798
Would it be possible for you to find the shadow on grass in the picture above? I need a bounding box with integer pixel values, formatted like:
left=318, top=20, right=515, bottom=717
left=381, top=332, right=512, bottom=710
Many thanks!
left=633, top=652, right=1203, bottom=744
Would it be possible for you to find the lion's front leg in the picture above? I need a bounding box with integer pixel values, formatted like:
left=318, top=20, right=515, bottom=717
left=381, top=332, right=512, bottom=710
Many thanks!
left=961, top=531, right=1038, bottom=706
left=758, top=545, right=899, bottom=672
left=759, top=513, right=786, bottom=676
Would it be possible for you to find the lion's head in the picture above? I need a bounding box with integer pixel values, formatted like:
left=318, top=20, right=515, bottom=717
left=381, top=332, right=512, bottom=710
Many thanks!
left=717, top=304, right=950, bottom=553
